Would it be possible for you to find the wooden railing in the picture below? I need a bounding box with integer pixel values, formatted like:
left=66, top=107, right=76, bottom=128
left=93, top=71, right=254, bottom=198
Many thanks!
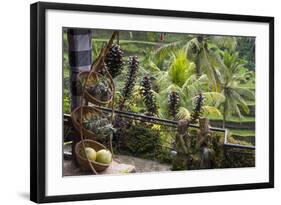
left=63, top=106, right=255, bottom=151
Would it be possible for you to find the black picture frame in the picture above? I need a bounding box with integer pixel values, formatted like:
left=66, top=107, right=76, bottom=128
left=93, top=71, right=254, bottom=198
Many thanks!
left=30, top=2, right=274, bottom=203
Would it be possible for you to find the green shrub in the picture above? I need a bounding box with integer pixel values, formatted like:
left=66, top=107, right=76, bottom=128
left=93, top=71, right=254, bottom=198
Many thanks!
left=113, top=122, right=172, bottom=163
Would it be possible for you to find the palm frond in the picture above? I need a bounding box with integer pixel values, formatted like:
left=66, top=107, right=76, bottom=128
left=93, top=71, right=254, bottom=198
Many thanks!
left=211, top=36, right=237, bottom=51
left=168, top=50, right=196, bottom=87
left=201, top=92, right=225, bottom=107
left=176, top=107, right=191, bottom=120
left=185, top=38, right=201, bottom=60
left=181, top=74, right=208, bottom=99
left=235, top=86, right=255, bottom=100
left=200, top=47, right=218, bottom=87
left=202, top=105, right=222, bottom=116
left=231, top=90, right=250, bottom=114
left=153, top=39, right=188, bottom=64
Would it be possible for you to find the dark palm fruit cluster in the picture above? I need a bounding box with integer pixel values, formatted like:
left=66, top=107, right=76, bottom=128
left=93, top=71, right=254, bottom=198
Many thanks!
left=168, top=91, right=180, bottom=120
left=197, top=35, right=204, bottom=43
left=98, top=62, right=109, bottom=75
left=119, top=56, right=139, bottom=110
left=190, top=93, right=204, bottom=124
left=140, top=76, right=158, bottom=116
left=104, top=44, right=124, bottom=78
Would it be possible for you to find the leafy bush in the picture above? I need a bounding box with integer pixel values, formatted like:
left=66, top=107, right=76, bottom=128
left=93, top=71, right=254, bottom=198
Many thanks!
left=113, top=122, right=172, bottom=163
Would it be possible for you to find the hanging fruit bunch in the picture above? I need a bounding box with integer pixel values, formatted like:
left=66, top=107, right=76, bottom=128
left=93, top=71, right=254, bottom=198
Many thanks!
left=140, top=76, right=158, bottom=116
left=104, top=44, right=124, bottom=78
left=119, top=56, right=139, bottom=110
left=190, top=93, right=204, bottom=124
left=168, top=91, right=180, bottom=120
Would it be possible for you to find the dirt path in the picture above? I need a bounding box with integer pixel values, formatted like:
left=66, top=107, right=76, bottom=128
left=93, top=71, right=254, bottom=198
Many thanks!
left=64, top=154, right=171, bottom=176
left=114, top=155, right=171, bottom=172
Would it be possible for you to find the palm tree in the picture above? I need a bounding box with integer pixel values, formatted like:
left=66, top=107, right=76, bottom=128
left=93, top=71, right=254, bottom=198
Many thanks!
left=144, top=49, right=224, bottom=120
left=153, top=35, right=237, bottom=90
left=219, top=51, right=255, bottom=128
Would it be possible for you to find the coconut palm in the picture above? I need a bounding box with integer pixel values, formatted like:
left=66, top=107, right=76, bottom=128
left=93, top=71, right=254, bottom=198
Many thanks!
left=153, top=35, right=237, bottom=90
left=144, top=49, right=224, bottom=120
left=219, top=50, right=255, bottom=128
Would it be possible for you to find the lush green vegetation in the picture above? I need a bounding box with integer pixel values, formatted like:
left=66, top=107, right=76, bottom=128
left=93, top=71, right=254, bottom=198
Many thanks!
left=208, top=114, right=255, bottom=122
left=228, top=129, right=255, bottom=137
left=63, top=30, right=255, bottom=148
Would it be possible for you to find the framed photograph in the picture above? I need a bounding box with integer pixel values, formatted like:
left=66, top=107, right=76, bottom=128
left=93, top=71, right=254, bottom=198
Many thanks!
left=30, top=2, right=274, bottom=203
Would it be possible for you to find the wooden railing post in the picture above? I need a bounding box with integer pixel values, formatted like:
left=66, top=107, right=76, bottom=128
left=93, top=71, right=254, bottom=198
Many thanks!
left=199, top=117, right=212, bottom=169
left=172, top=120, right=190, bottom=170
left=67, top=28, right=92, bottom=110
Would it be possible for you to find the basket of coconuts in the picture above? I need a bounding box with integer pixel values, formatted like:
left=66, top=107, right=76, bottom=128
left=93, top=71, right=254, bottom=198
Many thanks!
left=75, top=139, right=112, bottom=172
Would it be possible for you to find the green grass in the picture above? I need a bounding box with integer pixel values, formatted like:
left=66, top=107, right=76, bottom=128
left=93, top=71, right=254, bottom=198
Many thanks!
left=228, top=129, right=255, bottom=137
left=93, top=38, right=163, bottom=46
left=227, top=135, right=254, bottom=146
left=92, top=39, right=161, bottom=57
left=208, top=114, right=255, bottom=122
left=227, top=129, right=255, bottom=146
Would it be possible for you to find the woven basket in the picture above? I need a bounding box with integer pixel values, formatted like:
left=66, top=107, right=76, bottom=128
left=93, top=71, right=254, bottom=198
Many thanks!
left=75, top=139, right=112, bottom=172
left=71, top=106, right=109, bottom=141
left=78, top=71, right=114, bottom=106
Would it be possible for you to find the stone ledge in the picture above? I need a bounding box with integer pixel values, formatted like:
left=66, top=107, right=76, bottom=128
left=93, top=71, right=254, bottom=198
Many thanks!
left=64, top=158, right=136, bottom=176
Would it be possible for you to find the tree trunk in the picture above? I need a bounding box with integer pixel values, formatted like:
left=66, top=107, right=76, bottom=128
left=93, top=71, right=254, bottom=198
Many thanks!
left=223, top=100, right=227, bottom=128
left=195, top=37, right=203, bottom=76
left=195, top=56, right=202, bottom=77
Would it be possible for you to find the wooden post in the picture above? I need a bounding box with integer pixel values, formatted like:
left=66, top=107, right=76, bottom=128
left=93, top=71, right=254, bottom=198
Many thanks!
left=199, top=117, right=212, bottom=169
left=67, top=28, right=92, bottom=160
left=67, top=29, right=92, bottom=110
left=173, top=120, right=190, bottom=170
left=199, top=117, right=210, bottom=135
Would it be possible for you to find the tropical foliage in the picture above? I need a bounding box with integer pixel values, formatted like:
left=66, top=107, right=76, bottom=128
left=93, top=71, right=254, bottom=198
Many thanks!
left=63, top=30, right=255, bottom=138
left=63, top=30, right=256, bottom=171
left=219, top=50, right=255, bottom=127
left=132, top=34, right=255, bottom=127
